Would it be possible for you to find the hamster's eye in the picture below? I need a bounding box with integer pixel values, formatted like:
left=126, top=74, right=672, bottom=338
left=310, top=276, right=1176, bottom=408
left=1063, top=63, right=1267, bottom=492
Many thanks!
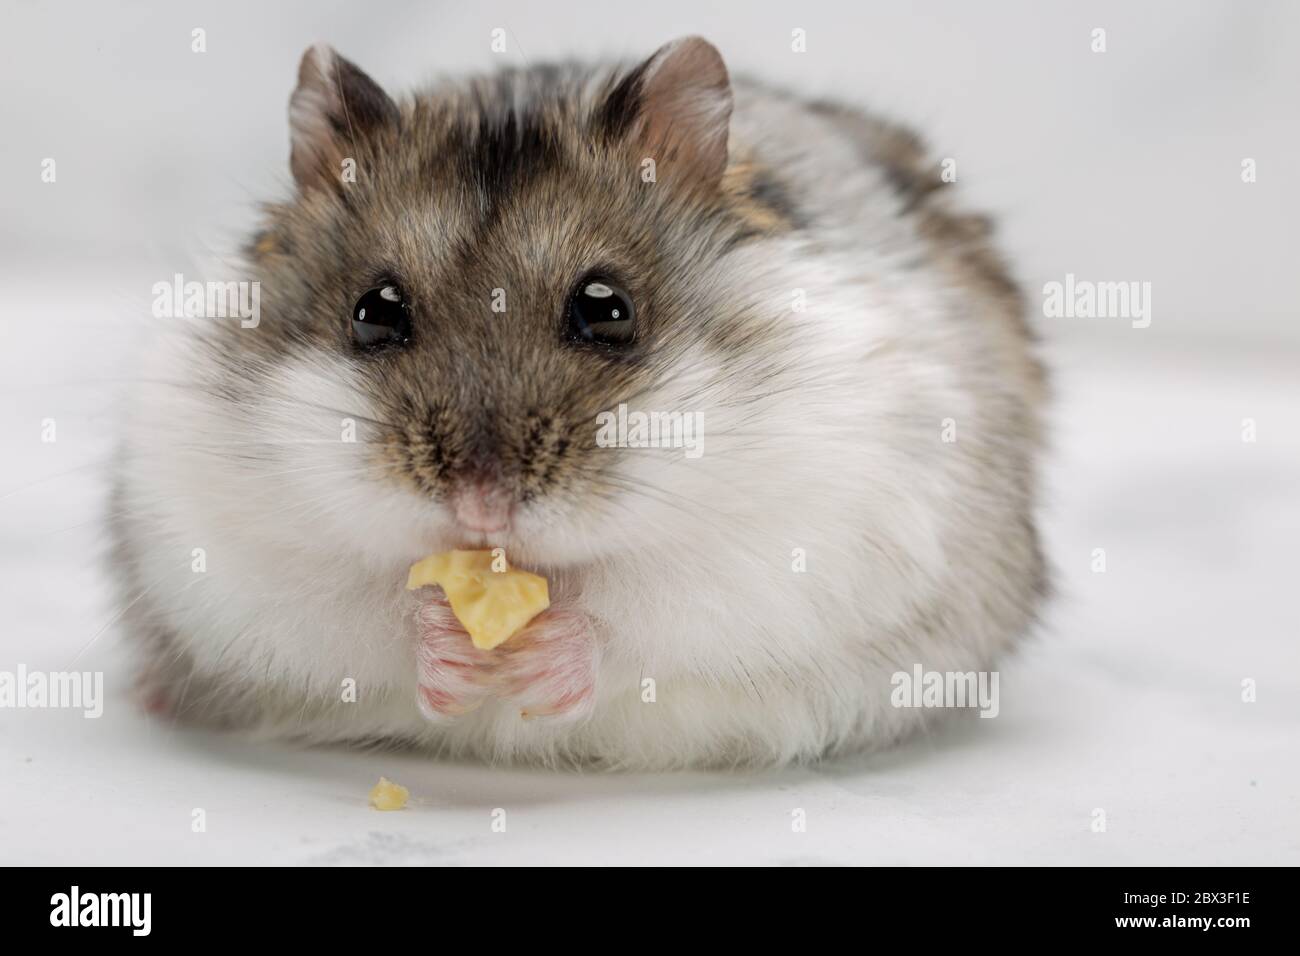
left=567, top=277, right=635, bottom=346
left=352, top=285, right=411, bottom=349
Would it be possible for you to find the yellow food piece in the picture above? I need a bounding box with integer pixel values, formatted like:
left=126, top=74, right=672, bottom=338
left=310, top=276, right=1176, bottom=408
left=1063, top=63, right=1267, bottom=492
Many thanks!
left=406, top=550, right=550, bottom=650
left=369, top=776, right=409, bottom=811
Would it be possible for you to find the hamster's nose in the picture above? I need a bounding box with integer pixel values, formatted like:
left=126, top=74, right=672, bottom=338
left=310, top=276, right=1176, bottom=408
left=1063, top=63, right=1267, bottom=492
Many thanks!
left=451, top=480, right=513, bottom=535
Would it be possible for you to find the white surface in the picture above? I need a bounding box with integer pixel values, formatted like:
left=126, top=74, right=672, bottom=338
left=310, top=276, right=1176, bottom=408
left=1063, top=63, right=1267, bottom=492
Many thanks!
left=1, top=1, right=1298, bottom=865
left=1, top=316, right=1296, bottom=865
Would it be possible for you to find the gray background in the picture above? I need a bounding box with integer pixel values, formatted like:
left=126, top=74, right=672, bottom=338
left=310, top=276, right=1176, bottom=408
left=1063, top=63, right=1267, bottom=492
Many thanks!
left=4, top=0, right=1298, bottom=346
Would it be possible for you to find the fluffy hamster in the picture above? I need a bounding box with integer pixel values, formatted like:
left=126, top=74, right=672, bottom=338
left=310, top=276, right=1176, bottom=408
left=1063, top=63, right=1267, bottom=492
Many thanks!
left=110, top=37, right=1047, bottom=769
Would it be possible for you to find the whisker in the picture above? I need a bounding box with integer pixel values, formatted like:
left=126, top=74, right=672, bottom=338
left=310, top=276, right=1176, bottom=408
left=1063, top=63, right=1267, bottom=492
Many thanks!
left=66, top=556, right=194, bottom=667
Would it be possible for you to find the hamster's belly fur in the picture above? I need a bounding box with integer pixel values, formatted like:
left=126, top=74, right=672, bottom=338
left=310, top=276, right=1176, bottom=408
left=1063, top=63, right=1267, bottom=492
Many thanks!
left=109, top=72, right=1046, bottom=770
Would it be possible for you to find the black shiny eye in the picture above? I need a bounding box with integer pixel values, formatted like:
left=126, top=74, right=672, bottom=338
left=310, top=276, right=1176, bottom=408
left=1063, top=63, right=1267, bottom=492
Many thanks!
left=567, top=277, right=635, bottom=346
left=352, top=285, right=411, bottom=349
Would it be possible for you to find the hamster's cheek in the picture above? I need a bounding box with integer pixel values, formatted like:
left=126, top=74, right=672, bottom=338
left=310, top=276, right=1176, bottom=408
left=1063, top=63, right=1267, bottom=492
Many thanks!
left=250, top=351, right=446, bottom=569
left=504, top=499, right=621, bottom=568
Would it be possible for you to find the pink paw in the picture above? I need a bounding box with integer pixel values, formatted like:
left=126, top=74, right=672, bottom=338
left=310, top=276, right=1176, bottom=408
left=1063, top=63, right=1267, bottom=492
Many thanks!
left=414, top=597, right=497, bottom=720
left=136, top=682, right=175, bottom=718
left=413, top=595, right=599, bottom=723
left=133, top=657, right=181, bottom=718
left=495, top=609, right=598, bottom=721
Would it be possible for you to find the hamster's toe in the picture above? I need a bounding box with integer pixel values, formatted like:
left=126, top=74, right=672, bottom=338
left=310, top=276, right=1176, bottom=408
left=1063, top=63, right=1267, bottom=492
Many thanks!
left=495, top=609, right=598, bottom=722
left=413, top=596, right=498, bottom=720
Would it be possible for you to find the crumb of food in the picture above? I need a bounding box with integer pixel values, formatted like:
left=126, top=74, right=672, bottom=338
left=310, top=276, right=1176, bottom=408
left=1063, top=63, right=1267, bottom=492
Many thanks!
left=406, top=550, right=550, bottom=650
left=369, top=776, right=409, bottom=811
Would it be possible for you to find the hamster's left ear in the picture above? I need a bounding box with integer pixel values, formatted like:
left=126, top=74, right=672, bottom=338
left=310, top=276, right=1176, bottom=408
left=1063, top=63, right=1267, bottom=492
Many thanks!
left=599, top=36, right=733, bottom=186
left=289, top=44, right=399, bottom=194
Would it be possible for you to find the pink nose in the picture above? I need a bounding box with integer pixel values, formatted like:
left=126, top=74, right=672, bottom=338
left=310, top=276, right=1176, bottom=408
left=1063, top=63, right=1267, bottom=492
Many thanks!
left=453, top=482, right=513, bottom=534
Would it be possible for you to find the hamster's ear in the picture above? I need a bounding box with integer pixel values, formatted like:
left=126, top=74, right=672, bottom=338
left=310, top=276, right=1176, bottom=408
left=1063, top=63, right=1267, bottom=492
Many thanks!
left=289, top=44, right=399, bottom=193
left=600, top=36, right=733, bottom=186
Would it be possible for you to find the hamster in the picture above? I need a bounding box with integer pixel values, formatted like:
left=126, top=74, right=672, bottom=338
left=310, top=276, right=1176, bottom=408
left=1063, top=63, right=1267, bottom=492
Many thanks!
left=109, top=36, right=1047, bottom=769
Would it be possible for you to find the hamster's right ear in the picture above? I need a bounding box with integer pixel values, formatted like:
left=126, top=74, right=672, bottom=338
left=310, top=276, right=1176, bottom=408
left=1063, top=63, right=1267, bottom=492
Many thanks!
left=289, top=44, right=399, bottom=194
left=598, top=37, right=733, bottom=187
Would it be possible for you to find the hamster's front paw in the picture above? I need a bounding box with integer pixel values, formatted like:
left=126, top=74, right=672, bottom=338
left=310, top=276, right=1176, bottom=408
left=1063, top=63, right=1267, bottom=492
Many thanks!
left=495, top=609, right=598, bottom=722
left=413, top=596, right=498, bottom=720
